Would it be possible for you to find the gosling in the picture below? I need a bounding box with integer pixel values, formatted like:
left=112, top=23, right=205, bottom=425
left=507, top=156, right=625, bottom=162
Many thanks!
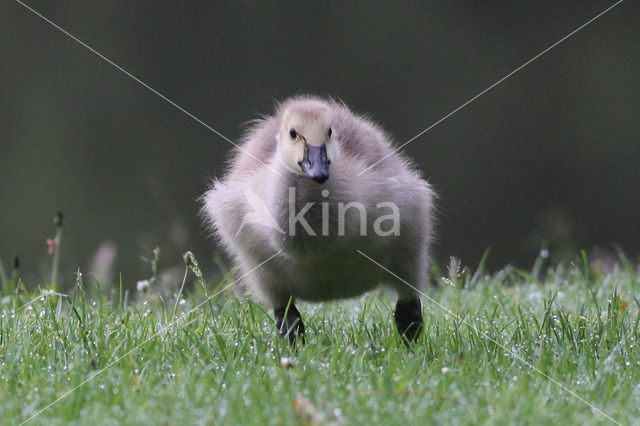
left=202, top=95, right=434, bottom=343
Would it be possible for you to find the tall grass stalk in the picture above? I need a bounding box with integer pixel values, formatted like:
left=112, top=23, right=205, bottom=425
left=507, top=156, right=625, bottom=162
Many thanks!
left=50, top=212, right=64, bottom=288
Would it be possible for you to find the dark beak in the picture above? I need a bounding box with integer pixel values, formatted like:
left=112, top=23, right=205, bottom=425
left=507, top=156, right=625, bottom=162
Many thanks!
left=299, top=144, right=329, bottom=184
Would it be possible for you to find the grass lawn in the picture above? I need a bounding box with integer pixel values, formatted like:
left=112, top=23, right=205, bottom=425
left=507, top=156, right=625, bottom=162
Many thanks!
left=1, top=250, right=639, bottom=425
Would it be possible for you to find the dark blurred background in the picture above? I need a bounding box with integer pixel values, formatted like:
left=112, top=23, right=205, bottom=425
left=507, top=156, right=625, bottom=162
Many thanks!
left=1, top=1, right=638, bottom=287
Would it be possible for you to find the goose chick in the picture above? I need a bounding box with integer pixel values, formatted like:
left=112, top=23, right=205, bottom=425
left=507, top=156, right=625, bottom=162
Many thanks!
left=202, top=95, right=435, bottom=343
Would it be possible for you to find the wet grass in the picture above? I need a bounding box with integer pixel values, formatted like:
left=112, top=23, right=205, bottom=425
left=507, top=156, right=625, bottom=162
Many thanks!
left=1, top=251, right=640, bottom=425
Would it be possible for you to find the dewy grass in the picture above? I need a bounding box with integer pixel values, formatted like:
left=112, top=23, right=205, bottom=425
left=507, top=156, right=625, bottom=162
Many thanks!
left=1, top=248, right=640, bottom=425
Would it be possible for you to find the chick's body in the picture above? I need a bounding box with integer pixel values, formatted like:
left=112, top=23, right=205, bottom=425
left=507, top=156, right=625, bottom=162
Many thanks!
left=203, top=96, right=434, bottom=342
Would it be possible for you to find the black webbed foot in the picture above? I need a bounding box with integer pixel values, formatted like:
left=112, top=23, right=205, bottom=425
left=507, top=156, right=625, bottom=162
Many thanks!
left=394, top=298, right=423, bottom=345
left=274, top=303, right=305, bottom=344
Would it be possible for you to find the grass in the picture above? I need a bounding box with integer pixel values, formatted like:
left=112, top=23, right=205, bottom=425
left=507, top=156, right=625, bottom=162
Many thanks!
left=1, top=248, right=640, bottom=425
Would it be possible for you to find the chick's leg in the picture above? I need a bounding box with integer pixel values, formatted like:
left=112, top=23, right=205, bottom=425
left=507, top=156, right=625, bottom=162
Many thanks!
left=274, top=302, right=305, bottom=343
left=394, top=298, right=423, bottom=344
left=389, top=244, right=427, bottom=344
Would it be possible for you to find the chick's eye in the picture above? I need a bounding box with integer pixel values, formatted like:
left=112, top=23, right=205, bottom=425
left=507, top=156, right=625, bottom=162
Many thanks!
left=328, top=127, right=332, bottom=137
left=289, top=129, right=297, bottom=139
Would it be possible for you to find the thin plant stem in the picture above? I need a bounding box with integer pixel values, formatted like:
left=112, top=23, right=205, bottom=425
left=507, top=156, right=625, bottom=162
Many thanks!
left=50, top=212, right=64, bottom=288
